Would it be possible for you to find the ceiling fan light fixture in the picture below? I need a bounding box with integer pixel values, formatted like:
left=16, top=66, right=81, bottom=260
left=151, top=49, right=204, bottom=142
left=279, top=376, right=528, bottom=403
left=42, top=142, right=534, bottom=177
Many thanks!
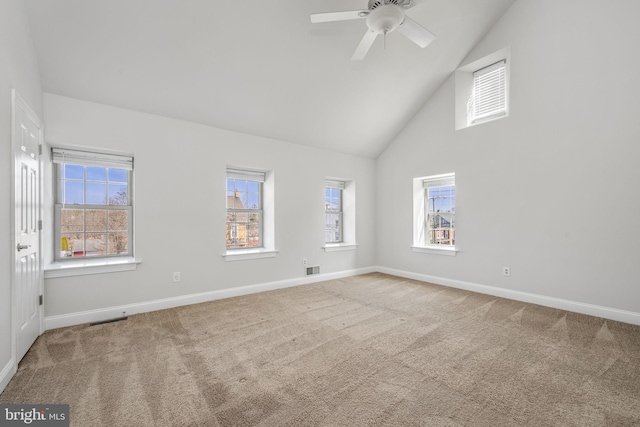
left=366, top=4, right=405, bottom=34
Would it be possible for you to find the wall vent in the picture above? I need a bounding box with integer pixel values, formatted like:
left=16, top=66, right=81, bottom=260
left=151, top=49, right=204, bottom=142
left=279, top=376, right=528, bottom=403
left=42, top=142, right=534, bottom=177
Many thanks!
left=90, top=316, right=128, bottom=326
left=305, top=266, right=320, bottom=276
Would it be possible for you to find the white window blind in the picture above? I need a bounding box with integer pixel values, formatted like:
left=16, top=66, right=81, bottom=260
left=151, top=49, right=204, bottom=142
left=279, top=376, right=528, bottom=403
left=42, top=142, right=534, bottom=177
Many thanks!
left=325, top=180, right=345, bottom=189
left=227, top=168, right=266, bottom=182
left=423, top=174, right=455, bottom=189
left=52, top=147, right=133, bottom=170
left=471, top=60, right=506, bottom=123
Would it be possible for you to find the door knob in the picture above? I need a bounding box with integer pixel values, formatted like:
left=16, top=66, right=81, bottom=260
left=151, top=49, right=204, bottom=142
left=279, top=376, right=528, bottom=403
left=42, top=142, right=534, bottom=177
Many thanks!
left=17, top=244, right=30, bottom=251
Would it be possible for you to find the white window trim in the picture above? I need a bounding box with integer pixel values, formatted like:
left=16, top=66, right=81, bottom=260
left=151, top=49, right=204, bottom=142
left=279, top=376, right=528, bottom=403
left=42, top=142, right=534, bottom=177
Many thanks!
left=322, top=243, right=358, bottom=252
left=44, top=257, right=141, bottom=278
left=221, top=248, right=279, bottom=262
left=411, top=246, right=458, bottom=256
left=455, top=47, right=510, bottom=130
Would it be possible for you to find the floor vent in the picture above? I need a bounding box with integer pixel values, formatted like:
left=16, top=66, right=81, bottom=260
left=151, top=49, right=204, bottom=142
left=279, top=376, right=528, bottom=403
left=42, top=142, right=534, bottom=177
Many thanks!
left=306, top=266, right=320, bottom=276
left=90, top=316, right=128, bottom=326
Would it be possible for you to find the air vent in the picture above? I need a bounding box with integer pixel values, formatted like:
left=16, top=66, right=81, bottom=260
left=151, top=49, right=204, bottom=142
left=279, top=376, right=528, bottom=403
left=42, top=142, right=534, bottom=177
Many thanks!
left=305, top=266, right=320, bottom=276
left=90, top=316, right=128, bottom=326
left=370, top=1, right=382, bottom=10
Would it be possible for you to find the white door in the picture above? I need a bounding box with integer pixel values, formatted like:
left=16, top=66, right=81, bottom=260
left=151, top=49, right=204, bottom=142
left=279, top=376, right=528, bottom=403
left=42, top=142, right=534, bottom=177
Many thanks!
left=13, top=91, right=43, bottom=363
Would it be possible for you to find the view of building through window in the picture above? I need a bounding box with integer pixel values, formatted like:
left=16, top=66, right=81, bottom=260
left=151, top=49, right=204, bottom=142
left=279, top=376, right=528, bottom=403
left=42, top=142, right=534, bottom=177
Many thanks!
left=57, top=164, right=131, bottom=258
left=425, top=174, right=455, bottom=246
left=325, top=182, right=343, bottom=243
left=226, top=178, right=262, bottom=249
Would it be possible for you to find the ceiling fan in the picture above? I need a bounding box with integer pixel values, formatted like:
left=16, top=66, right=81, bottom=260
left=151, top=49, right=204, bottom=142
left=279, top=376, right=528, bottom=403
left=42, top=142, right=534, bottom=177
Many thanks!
left=310, top=0, right=436, bottom=60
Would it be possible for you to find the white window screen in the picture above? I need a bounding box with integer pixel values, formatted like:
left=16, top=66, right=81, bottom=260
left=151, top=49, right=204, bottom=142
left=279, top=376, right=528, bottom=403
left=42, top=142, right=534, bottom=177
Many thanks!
left=470, top=60, right=506, bottom=123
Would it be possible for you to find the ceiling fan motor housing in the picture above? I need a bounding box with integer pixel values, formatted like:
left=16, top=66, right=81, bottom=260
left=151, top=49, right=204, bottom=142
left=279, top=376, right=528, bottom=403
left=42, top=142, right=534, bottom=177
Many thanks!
left=368, top=0, right=411, bottom=9
left=366, top=3, right=405, bottom=34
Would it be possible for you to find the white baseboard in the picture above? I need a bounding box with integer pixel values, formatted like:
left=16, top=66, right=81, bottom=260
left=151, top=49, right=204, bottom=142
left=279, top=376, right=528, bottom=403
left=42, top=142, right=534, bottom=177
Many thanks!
left=45, top=266, right=377, bottom=330
left=0, top=358, right=17, bottom=395
left=377, top=266, right=640, bottom=326
left=45, top=264, right=640, bottom=330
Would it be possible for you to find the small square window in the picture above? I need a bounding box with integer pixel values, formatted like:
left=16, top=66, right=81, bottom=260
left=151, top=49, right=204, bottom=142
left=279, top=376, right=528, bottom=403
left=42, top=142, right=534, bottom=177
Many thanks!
left=455, top=47, right=509, bottom=130
left=469, top=60, right=507, bottom=124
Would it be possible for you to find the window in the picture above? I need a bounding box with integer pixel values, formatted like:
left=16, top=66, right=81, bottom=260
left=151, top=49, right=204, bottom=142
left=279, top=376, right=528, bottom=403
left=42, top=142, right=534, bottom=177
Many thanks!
left=455, top=47, right=509, bottom=130
left=226, top=168, right=264, bottom=249
left=469, top=60, right=507, bottom=124
left=53, top=148, right=133, bottom=260
left=413, top=173, right=456, bottom=255
left=424, top=174, right=455, bottom=246
left=325, top=180, right=344, bottom=243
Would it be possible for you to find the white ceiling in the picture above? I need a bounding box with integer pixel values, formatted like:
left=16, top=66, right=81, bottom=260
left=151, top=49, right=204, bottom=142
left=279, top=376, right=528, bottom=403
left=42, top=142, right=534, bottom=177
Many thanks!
left=24, top=0, right=515, bottom=158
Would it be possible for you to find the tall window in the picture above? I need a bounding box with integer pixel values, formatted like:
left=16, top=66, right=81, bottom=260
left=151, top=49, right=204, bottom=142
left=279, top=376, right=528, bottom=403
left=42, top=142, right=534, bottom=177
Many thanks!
left=226, top=169, right=264, bottom=249
left=53, top=148, right=133, bottom=260
left=469, top=60, right=507, bottom=124
left=424, top=173, right=455, bottom=247
left=325, top=180, right=344, bottom=243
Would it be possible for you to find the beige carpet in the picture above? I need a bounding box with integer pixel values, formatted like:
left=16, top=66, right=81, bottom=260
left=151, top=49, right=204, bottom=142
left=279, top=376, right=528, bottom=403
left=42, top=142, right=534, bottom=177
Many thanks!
left=2, top=273, right=640, bottom=426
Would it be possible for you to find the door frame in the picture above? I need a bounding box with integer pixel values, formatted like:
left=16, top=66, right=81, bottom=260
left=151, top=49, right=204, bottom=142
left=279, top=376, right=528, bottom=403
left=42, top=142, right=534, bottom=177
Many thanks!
left=10, top=89, right=44, bottom=368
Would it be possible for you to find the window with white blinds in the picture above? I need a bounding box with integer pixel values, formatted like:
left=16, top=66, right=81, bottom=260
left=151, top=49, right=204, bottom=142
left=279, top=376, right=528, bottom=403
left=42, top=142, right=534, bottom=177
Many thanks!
left=470, top=60, right=507, bottom=123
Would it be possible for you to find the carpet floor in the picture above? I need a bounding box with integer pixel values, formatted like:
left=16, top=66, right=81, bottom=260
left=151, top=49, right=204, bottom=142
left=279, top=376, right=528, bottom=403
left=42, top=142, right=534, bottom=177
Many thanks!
left=1, top=273, right=640, bottom=426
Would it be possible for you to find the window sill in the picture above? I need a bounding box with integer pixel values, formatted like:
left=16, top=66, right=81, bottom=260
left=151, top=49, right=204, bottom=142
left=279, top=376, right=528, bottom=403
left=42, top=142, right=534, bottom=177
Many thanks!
left=222, top=248, right=278, bottom=262
left=322, top=243, right=358, bottom=252
left=411, top=246, right=458, bottom=256
left=44, top=257, right=142, bottom=278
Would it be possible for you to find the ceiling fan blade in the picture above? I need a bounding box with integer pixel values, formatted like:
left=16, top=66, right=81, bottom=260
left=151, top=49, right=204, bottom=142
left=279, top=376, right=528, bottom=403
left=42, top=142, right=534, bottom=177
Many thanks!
left=397, top=16, right=436, bottom=48
left=310, top=10, right=368, bottom=24
left=351, top=30, right=378, bottom=61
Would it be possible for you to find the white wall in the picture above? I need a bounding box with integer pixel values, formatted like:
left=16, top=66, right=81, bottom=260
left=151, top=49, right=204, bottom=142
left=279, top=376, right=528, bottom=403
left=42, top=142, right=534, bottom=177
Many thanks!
left=376, top=0, right=640, bottom=316
left=0, top=0, right=43, bottom=389
left=43, top=94, right=376, bottom=318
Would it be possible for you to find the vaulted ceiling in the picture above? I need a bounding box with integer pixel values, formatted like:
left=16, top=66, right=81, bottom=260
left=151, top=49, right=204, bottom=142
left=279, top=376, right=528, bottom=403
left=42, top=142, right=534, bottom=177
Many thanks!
left=24, top=0, right=515, bottom=158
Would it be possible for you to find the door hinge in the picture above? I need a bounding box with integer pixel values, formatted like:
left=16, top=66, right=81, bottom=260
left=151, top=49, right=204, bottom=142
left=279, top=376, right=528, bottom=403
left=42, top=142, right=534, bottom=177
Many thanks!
left=38, top=144, right=43, bottom=155
left=38, top=219, right=43, bottom=230
left=39, top=295, right=43, bottom=306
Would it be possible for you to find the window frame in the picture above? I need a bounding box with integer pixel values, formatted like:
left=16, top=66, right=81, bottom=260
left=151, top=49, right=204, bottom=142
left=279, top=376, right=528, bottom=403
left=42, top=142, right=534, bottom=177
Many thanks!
left=226, top=169, right=265, bottom=250
left=325, top=180, right=344, bottom=244
left=413, top=173, right=457, bottom=256
left=424, top=175, right=455, bottom=247
left=52, top=148, right=134, bottom=262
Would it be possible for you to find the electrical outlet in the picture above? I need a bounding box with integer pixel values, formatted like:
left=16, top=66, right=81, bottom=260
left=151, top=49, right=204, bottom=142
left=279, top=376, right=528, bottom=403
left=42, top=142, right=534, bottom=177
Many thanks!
left=173, top=272, right=181, bottom=283
left=303, top=258, right=307, bottom=266
left=503, top=267, right=511, bottom=277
